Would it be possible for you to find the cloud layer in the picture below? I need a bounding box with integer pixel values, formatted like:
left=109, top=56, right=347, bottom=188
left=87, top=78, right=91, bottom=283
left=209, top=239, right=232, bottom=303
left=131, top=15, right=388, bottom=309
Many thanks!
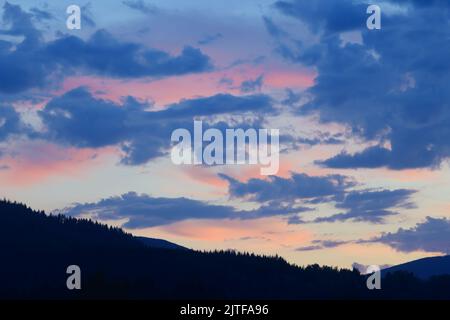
left=220, top=173, right=417, bottom=223
left=61, top=191, right=302, bottom=228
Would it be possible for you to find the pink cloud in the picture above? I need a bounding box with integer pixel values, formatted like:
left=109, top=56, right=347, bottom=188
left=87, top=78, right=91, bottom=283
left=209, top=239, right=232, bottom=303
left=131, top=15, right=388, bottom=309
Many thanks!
left=0, top=141, right=116, bottom=186
left=57, top=63, right=315, bottom=107
left=154, top=217, right=312, bottom=247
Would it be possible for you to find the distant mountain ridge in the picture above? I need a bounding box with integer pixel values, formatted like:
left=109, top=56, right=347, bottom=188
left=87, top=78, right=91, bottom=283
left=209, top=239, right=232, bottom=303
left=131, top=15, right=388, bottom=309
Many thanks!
left=383, top=255, right=450, bottom=279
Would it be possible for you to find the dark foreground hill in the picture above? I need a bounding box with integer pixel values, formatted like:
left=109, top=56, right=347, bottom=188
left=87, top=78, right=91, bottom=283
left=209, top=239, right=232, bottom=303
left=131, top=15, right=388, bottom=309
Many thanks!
left=1, top=200, right=450, bottom=299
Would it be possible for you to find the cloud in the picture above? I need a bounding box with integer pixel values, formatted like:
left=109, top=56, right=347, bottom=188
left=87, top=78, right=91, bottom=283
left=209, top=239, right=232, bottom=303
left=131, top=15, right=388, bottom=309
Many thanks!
left=262, top=16, right=288, bottom=38
left=240, top=75, right=264, bottom=93
left=389, top=0, right=450, bottom=8
left=38, top=87, right=275, bottom=165
left=310, top=189, right=417, bottom=224
left=316, top=146, right=392, bottom=169
left=46, top=30, right=212, bottom=78
left=123, top=0, right=158, bottom=14
left=29, top=7, right=53, bottom=21
left=221, top=173, right=416, bottom=223
left=219, top=172, right=355, bottom=203
left=60, top=191, right=303, bottom=228
left=80, top=2, right=97, bottom=28
left=0, top=104, right=28, bottom=141
left=296, top=239, right=349, bottom=251
left=274, top=0, right=367, bottom=34
left=318, top=144, right=445, bottom=170
left=197, top=33, right=223, bottom=46
left=0, top=3, right=211, bottom=94
left=221, top=170, right=417, bottom=224
left=271, top=0, right=450, bottom=169
left=368, top=217, right=450, bottom=254
left=0, top=2, right=49, bottom=93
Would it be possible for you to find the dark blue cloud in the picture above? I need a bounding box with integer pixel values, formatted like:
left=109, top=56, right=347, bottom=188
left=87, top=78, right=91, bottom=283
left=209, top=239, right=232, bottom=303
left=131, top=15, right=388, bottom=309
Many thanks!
left=271, top=0, right=450, bottom=169
left=311, top=189, right=417, bottom=224
left=0, top=3, right=211, bottom=94
left=0, top=104, right=25, bottom=141
left=240, top=75, right=264, bottom=93
left=60, top=191, right=302, bottom=228
left=198, top=33, right=223, bottom=46
left=157, top=93, right=274, bottom=119
left=317, top=146, right=391, bottom=169
left=219, top=172, right=355, bottom=203
left=38, top=87, right=276, bottom=165
left=0, top=2, right=51, bottom=93
left=223, top=172, right=417, bottom=224
left=281, top=132, right=344, bottom=151
left=39, top=87, right=133, bottom=148
left=274, top=0, right=367, bottom=34
left=46, top=30, right=212, bottom=78
left=281, top=89, right=302, bottom=107
left=390, top=0, right=450, bottom=8
left=296, top=239, right=349, bottom=251
left=368, top=217, right=450, bottom=254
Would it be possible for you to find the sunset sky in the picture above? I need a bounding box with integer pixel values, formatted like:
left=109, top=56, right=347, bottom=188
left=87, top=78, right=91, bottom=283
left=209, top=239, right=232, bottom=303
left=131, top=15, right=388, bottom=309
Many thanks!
left=1, top=0, right=449, bottom=269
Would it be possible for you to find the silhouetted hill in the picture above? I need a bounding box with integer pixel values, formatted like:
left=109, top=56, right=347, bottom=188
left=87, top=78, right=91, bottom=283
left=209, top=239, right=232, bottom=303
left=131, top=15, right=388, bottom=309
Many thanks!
left=136, top=236, right=188, bottom=250
left=382, top=255, right=450, bottom=279
left=1, top=200, right=450, bottom=299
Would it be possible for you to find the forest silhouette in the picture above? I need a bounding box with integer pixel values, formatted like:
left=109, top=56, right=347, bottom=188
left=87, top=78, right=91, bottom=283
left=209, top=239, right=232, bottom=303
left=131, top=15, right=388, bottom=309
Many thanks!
left=1, top=199, right=450, bottom=299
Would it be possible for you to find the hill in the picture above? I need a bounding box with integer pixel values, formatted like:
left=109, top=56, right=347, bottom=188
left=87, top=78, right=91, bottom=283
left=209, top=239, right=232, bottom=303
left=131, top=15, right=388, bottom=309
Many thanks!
left=382, top=255, right=450, bottom=279
left=136, top=236, right=188, bottom=250
left=1, top=199, right=450, bottom=299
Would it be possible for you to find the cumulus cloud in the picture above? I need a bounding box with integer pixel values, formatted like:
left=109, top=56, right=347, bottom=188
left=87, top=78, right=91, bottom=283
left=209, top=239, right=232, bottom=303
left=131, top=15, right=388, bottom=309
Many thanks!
left=368, top=217, right=450, bottom=254
left=38, top=87, right=276, bottom=165
left=46, top=30, right=212, bottom=79
left=0, top=3, right=211, bottom=93
left=271, top=0, right=450, bottom=169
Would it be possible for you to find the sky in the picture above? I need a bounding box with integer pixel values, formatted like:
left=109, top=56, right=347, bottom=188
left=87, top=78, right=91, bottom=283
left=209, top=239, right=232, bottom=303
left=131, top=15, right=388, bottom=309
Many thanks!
left=0, top=0, right=449, bottom=269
